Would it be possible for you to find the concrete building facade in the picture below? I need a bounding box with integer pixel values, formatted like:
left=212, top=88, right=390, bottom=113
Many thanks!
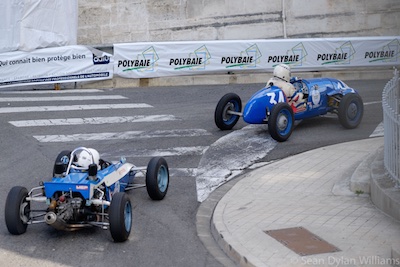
left=77, top=0, right=400, bottom=47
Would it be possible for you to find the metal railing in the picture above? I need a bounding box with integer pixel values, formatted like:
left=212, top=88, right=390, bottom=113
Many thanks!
left=382, top=68, right=400, bottom=186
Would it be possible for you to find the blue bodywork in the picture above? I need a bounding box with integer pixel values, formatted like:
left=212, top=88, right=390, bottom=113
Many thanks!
left=243, top=77, right=358, bottom=124
left=44, top=161, right=131, bottom=202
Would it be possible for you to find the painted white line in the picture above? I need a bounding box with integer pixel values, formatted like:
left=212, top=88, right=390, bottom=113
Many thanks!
left=364, top=101, right=382, bottom=106
left=0, top=95, right=127, bottom=102
left=33, top=129, right=211, bottom=142
left=0, top=89, right=103, bottom=94
left=131, top=168, right=197, bottom=178
left=0, top=103, right=153, bottom=113
left=196, top=124, right=277, bottom=202
left=103, top=146, right=208, bottom=158
left=170, top=168, right=197, bottom=177
left=9, top=115, right=179, bottom=127
left=370, top=122, right=384, bottom=137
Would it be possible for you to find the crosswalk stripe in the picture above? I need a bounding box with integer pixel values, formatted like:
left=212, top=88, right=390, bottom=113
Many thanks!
left=0, top=95, right=127, bottom=102
left=9, top=115, right=179, bottom=127
left=170, top=168, right=197, bottom=177
left=33, top=129, right=211, bottom=142
left=0, top=89, right=103, bottom=94
left=133, top=168, right=197, bottom=178
left=370, top=122, right=384, bottom=137
left=0, top=103, right=153, bottom=113
left=102, top=146, right=208, bottom=158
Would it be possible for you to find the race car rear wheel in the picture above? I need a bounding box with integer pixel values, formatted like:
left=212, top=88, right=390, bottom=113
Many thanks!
left=53, top=150, right=71, bottom=176
left=5, top=186, right=30, bottom=235
left=215, top=93, right=242, bottom=130
left=338, top=93, right=364, bottom=129
left=146, top=157, right=169, bottom=200
left=268, top=102, right=294, bottom=142
left=109, top=192, right=132, bottom=242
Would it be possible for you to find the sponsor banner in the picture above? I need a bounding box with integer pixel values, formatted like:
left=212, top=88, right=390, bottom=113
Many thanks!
left=0, top=45, right=113, bottom=88
left=114, top=37, right=400, bottom=78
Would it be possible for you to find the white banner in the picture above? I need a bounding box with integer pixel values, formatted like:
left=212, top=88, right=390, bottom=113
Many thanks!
left=0, top=45, right=113, bottom=88
left=114, top=36, right=400, bottom=78
left=0, top=0, right=77, bottom=53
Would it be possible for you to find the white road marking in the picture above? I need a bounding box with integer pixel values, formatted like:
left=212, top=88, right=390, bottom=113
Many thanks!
left=364, top=101, right=382, bottom=105
left=0, top=95, right=127, bottom=102
left=196, top=125, right=277, bottom=202
left=9, top=115, right=179, bottom=127
left=0, top=89, right=103, bottom=94
left=370, top=122, right=384, bottom=137
left=103, top=146, right=208, bottom=158
left=0, top=103, right=152, bottom=113
left=170, top=168, right=197, bottom=177
left=33, top=129, right=211, bottom=142
left=132, top=168, right=197, bottom=178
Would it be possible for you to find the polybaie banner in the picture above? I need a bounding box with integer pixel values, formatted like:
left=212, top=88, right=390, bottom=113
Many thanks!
left=0, top=45, right=113, bottom=88
left=114, top=36, right=400, bottom=78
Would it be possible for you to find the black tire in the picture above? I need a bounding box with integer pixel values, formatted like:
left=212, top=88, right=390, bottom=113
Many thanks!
left=146, top=157, right=169, bottom=200
left=109, top=192, right=132, bottom=242
left=53, top=150, right=71, bottom=176
left=268, top=102, right=295, bottom=142
left=5, top=186, right=30, bottom=235
left=214, top=93, right=242, bottom=130
left=338, top=93, right=364, bottom=129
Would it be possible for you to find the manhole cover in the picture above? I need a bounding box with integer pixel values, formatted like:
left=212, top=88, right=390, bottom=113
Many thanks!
left=265, top=227, right=340, bottom=256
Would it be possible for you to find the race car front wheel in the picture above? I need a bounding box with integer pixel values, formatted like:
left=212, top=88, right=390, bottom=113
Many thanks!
left=146, top=157, right=169, bottom=200
left=268, top=102, right=294, bottom=142
left=109, top=192, right=132, bottom=242
left=5, top=186, right=30, bottom=235
left=215, top=93, right=242, bottom=130
left=338, top=94, right=364, bottom=129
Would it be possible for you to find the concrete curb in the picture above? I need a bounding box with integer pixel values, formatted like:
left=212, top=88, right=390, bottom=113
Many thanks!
left=369, top=147, right=400, bottom=266
left=77, top=68, right=395, bottom=89
left=350, top=151, right=376, bottom=194
left=370, top=147, right=400, bottom=222
left=196, top=178, right=239, bottom=267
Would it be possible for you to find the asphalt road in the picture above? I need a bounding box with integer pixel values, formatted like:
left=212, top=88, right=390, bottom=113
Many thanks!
left=0, top=79, right=385, bottom=267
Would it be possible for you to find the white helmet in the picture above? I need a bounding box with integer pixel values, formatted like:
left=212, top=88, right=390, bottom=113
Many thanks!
left=74, top=147, right=100, bottom=170
left=273, top=64, right=291, bottom=82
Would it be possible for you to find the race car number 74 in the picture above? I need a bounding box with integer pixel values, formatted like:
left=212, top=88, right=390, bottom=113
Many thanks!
left=267, top=91, right=285, bottom=105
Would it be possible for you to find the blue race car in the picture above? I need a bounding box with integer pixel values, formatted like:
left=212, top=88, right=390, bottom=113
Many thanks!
left=214, top=77, right=364, bottom=142
left=4, top=147, right=169, bottom=242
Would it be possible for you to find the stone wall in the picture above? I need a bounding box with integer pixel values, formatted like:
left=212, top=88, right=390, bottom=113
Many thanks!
left=77, top=0, right=400, bottom=46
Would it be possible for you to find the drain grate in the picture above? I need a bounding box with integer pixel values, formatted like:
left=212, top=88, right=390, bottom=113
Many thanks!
left=265, top=227, right=340, bottom=256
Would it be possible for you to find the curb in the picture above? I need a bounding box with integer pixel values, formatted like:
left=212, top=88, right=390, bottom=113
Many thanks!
left=370, top=147, right=400, bottom=222
left=369, top=146, right=400, bottom=265
left=196, top=177, right=239, bottom=267
left=77, top=68, right=394, bottom=89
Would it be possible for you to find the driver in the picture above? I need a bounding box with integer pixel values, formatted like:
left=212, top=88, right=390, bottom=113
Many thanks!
left=73, top=147, right=101, bottom=170
left=267, top=64, right=305, bottom=111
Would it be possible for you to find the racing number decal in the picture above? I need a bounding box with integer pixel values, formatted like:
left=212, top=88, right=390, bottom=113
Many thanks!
left=267, top=91, right=285, bottom=105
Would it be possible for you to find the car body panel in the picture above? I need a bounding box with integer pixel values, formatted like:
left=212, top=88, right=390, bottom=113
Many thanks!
left=44, top=161, right=133, bottom=202
left=242, top=77, right=359, bottom=124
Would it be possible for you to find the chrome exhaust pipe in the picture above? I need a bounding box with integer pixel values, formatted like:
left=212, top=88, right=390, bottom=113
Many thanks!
left=45, top=211, right=93, bottom=231
left=45, top=212, right=68, bottom=231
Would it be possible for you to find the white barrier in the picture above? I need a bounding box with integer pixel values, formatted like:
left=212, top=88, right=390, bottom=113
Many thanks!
left=0, top=37, right=399, bottom=88
left=114, top=36, right=400, bottom=78
left=0, top=46, right=113, bottom=88
left=382, top=69, right=400, bottom=186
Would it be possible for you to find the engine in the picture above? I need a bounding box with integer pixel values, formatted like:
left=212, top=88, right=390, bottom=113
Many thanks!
left=45, top=193, right=96, bottom=231
left=56, top=196, right=83, bottom=221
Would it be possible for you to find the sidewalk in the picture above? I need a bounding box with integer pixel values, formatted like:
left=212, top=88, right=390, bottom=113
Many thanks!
left=209, top=137, right=400, bottom=267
